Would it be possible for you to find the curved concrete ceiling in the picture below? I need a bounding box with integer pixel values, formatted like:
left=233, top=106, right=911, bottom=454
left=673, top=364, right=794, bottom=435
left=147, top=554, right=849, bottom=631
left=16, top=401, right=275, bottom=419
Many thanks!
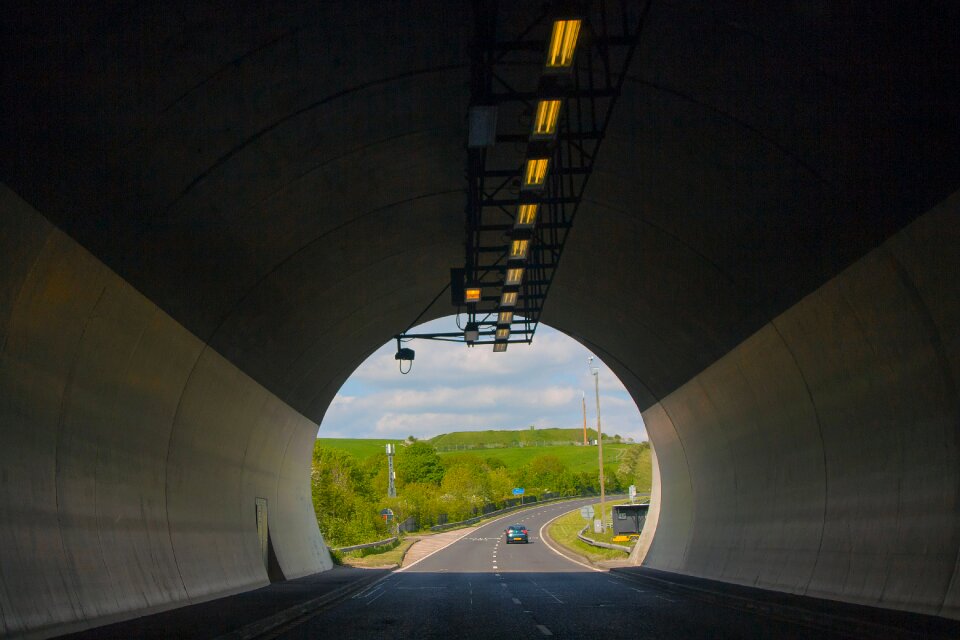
left=2, top=1, right=960, bottom=635
left=4, top=1, right=958, bottom=421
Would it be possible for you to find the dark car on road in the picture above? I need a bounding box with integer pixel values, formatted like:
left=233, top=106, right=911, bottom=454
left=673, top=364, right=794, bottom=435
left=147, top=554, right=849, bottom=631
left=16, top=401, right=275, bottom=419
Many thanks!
left=505, top=524, right=529, bottom=544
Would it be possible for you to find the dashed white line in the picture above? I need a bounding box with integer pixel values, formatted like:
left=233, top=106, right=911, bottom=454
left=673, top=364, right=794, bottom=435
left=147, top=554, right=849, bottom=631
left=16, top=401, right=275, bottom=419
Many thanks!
left=537, top=624, right=553, bottom=636
left=512, top=597, right=521, bottom=604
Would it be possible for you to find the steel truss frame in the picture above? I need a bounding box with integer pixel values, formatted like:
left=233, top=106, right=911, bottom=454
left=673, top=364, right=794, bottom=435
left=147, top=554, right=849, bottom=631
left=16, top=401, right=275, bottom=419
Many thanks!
left=398, top=0, right=647, bottom=349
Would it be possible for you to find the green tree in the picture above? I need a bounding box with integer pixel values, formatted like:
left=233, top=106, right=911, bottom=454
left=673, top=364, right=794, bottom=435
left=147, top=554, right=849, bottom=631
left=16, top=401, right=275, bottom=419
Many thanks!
left=310, top=444, right=387, bottom=546
left=396, top=441, right=444, bottom=485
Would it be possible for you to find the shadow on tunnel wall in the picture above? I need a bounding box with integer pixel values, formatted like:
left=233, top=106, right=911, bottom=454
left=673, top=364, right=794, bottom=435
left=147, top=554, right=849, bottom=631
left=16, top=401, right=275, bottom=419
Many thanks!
left=638, top=190, right=960, bottom=619
left=1, top=183, right=959, bottom=637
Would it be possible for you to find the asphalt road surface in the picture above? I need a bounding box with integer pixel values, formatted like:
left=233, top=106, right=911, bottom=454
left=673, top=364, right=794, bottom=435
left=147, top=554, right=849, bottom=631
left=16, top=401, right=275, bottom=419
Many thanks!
left=272, top=499, right=836, bottom=640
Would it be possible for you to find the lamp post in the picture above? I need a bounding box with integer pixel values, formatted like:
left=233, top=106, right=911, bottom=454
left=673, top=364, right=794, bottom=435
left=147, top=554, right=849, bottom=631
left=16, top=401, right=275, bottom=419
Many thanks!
left=589, top=356, right=605, bottom=532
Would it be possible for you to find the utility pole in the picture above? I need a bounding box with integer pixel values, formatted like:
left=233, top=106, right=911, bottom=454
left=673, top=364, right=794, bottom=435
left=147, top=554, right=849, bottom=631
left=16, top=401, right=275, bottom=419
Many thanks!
left=386, top=444, right=396, bottom=498
left=589, top=357, right=605, bottom=531
left=581, top=392, right=588, bottom=445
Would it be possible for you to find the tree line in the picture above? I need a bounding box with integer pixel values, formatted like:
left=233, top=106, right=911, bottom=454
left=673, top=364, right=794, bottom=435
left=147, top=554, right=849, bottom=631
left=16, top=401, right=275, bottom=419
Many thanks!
left=311, top=440, right=651, bottom=547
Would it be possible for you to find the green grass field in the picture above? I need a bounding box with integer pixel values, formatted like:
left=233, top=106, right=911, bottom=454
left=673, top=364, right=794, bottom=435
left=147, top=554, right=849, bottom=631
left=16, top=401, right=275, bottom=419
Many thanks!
left=315, top=437, right=402, bottom=460
left=430, top=427, right=604, bottom=448
left=436, top=442, right=641, bottom=474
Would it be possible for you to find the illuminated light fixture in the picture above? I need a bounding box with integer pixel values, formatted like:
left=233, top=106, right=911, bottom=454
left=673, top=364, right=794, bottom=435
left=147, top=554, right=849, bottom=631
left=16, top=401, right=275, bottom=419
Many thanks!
left=532, top=99, right=562, bottom=137
left=464, top=286, right=482, bottom=304
left=505, top=267, right=524, bottom=286
left=510, top=239, right=530, bottom=260
left=501, top=291, right=518, bottom=307
left=516, top=203, right=539, bottom=228
left=496, top=327, right=510, bottom=340
left=546, top=19, right=581, bottom=69
left=523, top=158, right=549, bottom=189
left=493, top=342, right=508, bottom=353
left=498, top=310, right=514, bottom=325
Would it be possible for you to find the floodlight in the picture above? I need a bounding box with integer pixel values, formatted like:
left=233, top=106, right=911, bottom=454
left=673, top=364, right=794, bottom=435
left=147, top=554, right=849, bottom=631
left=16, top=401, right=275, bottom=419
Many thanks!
left=510, top=239, right=530, bottom=260
left=523, top=158, right=549, bottom=189
left=516, top=203, right=539, bottom=228
left=532, top=100, right=562, bottom=137
left=501, top=291, right=518, bottom=307
left=546, top=19, right=581, bottom=69
left=496, top=327, right=510, bottom=340
left=493, top=342, right=508, bottom=353
left=505, top=267, right=524, bottom=286
left=498, top=310, right=514, bottom=325
left=465, top=287, right=481, bottom=304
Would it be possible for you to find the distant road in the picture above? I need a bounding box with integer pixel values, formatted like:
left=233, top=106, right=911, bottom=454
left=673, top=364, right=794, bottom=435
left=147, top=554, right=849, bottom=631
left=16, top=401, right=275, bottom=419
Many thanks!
left=274, top=499, right=831, bottom=639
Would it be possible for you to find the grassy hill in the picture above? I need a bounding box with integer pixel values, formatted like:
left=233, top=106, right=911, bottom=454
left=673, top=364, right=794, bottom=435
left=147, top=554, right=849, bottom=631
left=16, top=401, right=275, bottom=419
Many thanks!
left=314, top=437, right=402, bottom=460
left=437, top=442, right=644, bottom=476
left=429, top=427, right=602, bottom=449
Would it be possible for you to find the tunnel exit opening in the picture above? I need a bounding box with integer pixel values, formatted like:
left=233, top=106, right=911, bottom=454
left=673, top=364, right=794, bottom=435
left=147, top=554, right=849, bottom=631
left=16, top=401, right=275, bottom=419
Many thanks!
left=313, top=314, right=655, bottom=564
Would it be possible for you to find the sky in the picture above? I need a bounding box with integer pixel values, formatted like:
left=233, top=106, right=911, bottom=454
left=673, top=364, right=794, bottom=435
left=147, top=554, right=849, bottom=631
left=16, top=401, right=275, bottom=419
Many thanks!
left=318, top=316, right=647, bottom=442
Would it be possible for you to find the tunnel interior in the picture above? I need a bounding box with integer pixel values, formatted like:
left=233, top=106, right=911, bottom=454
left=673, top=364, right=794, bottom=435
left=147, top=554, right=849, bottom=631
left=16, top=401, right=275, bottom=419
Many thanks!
left=1, top=1, right=959, bottom=636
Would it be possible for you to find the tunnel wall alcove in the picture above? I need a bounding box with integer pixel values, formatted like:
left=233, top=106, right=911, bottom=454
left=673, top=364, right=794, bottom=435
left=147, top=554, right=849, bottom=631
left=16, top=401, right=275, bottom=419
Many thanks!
left=587, top=194, right=960, bottom=618
left=0, top=186, right=332, bottom=638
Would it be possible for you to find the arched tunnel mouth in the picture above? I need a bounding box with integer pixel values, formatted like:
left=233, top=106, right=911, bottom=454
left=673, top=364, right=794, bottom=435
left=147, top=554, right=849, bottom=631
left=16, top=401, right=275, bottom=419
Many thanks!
left=311, top=314, right=656, bottom=555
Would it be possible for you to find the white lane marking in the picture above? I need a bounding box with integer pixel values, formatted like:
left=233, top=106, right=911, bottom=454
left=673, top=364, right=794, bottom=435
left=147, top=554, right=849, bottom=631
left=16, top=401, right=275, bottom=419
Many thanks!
left=537, top=515, right=603, bottom=573
left=656, top=595, right=676, bottom=603
left=500, top=583, right=508, bottom=588
left=512, top=597, right=521, bottom=604
left=365, top=589, right=387, bottom=606
left=396, top=526, right=479, bottom=572
left=537, top=624, right=553, bottom=636
left=495, top=573, right=501, bottom=577
left=541, top=588, right=563, bottom=604
left=632, top=588, right=645, bottom=593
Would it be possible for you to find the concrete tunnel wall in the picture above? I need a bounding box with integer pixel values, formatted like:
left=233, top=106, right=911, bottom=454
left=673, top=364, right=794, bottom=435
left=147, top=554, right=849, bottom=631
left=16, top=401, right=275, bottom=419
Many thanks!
left=0, top=185, right=331, bottom=638
left=634, top=194, right=960, bottom=618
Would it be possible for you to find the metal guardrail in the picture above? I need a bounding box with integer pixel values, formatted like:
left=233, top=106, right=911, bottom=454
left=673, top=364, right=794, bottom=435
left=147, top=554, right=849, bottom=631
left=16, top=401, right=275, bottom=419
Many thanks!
left=577, top=525, right=632, bottom=553
left=430, top=493, right=627, bottom=532
left=331, top=536, right=398, bottom=553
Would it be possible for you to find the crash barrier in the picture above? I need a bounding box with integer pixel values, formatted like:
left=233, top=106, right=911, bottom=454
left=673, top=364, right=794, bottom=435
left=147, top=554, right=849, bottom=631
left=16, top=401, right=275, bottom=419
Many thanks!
left=430, top=493, right=626, bottom=532
left=331, top=536, right=398, bottom=554
left=577, top=525, right=632, bottom=552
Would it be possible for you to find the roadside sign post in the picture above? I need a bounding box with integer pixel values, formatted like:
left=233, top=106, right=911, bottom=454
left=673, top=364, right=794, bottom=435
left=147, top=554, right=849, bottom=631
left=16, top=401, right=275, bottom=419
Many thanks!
left=513, top=487, right=525, bottom=506
left=629, top=484, right=637, bottom=504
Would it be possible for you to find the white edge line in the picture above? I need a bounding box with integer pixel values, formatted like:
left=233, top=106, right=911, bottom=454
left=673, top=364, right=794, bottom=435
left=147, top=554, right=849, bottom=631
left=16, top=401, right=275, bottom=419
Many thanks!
left=399, top=501, right=584, bottom=573
left=538, top=510, right=604, bottom=573
left=396, top=526, right=479, bottom=573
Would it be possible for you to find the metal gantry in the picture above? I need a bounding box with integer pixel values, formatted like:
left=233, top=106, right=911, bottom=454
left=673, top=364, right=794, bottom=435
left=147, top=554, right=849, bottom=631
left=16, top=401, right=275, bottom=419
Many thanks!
left=397, top=0, right=647, bottom=355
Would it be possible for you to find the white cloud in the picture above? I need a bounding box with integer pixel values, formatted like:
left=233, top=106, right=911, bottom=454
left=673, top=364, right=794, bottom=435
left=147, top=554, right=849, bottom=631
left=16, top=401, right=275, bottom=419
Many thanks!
left=318, top=317, right=647, bottom=443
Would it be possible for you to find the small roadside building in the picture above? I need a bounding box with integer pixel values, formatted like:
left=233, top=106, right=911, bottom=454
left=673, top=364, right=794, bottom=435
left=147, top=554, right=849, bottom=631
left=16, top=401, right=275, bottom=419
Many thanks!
left=612, top=503, right=649, bottom=536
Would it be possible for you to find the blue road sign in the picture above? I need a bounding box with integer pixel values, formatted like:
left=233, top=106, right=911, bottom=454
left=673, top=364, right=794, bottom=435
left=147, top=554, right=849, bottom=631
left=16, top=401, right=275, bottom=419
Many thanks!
left=512, top=487, right=525, bottom=495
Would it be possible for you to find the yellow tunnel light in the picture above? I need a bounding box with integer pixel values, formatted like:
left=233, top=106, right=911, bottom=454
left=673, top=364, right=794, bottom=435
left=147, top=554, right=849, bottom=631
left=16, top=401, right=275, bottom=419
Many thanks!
left=546, top=19, right=581, bottom=69
left=505, top=267, right=524, bottom=286
left=510, top=239, right=530, bottom=260
left=516, top=203, right=539, bottom=227
left=501, top=291, right=518, bottom=307
left=493, top=342, right=508, bottom=353
left=532, top=99, right=562, bottom=137
left=496, top=327, right=510, bottom=340
left=498, top=310, right=514, bottom=325
left=523, top=158, right=549, bottom=188
left=464, top=287, right=481, bottom=304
